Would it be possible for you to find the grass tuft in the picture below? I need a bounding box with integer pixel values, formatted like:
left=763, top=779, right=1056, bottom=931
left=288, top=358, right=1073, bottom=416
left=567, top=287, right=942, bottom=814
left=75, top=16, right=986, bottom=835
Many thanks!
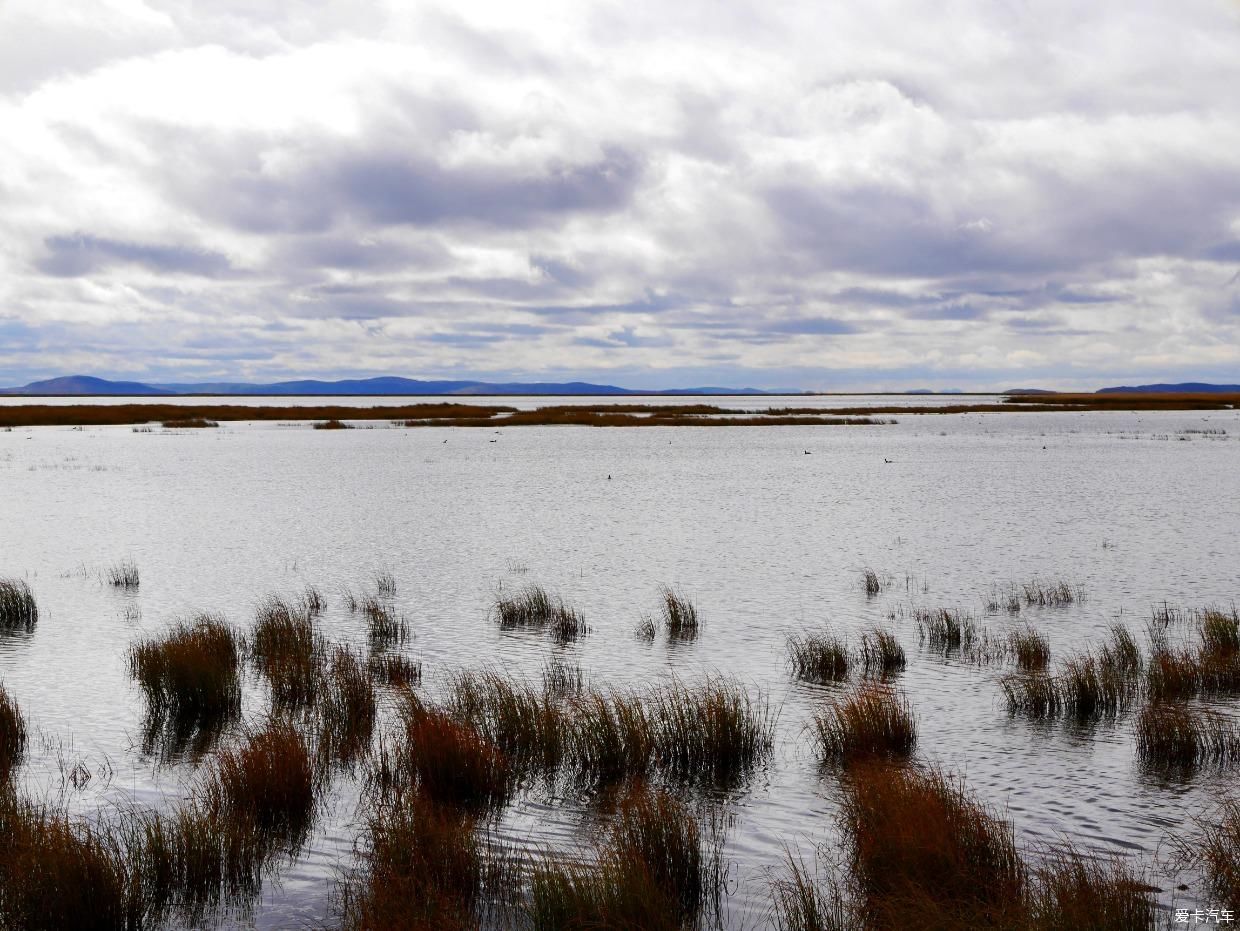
left=129, top=615, right=242, bottom=761
left=814, top=685, right=917, bottom=763
left=367, top=653, right=421, bottom=689
left=250, top=595, right=325, bottom=708
left=319, top=646, right=378, bottom=767
left=659, top=585, right=701, bottom=641
left=107, top=559, right=141, bottom=589
left=788, top=631, right=850, bottom=683
left=1009, top=627, right=1051, bottom=671
left=494, top=586, right=590, bottom=643
left=1135, top=702, right=1240, bottom=768
left=0, top=578, right=38, bottom=631
left=360, top=595, right=409, bottom=647
left=862, top=569, right=882, bottom=597
left=914, top=608, right=978, bottom=654
left=860, top=629, right=905, bottom=677
left=0, top=685, right=27, bottom=782
left=1021, top=578, right=1083, bottom=607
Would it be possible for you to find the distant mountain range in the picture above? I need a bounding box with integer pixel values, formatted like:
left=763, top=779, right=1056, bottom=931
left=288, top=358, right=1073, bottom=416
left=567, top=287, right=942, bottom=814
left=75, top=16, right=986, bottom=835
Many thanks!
left=0, top=374, right=772, bottom=397
left=1095, top=382, right=1240, bottom=394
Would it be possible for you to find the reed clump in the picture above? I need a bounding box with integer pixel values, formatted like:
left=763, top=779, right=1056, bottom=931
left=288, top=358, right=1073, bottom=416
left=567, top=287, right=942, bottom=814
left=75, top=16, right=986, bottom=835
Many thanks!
left=374, top=571, right=397, bottom=597
left=374, top=694, right=514, bottom=812
left=494, top=586, right=590, bottom=643
left=915, top=608, right=978, bottom=654
left=338, top=792, right=483, bottom=930
left=788, top=631, right=850, bottom=682
left=1008, top=627, right=1050, bottom=671
left=1200, top=605, right=1240, bottom=657
left=1000, top=672, right=1061, bottom=718
left=448, top=671, right=568, bottom=778
left=860, top=629, right=905, bottom=676
left=1135, top=702, right=1240, bottom=768
left=0, top=791, right=148, bottom=931
left=840, top=762, right=1027, bottom=928
left=319, top=646, right=378, bottom=767
left=542, top=659, right=584, bottom=697
left=814, top=685, right=917, bottom=763
left=204, top=722, right=316, bottom=850
left=314, top=419, right=352, bottom=430
left=1199, top=796, right=1240, bottom=903
left=645, top=677, right=774, bottom=785
left=1021, top=578, right=1082, bottom=607
left=128, top=616, right=241, bottom=722
left=368, top=653, right=421, bottom=688
left=0, top=685, right=27, bottom=782
left=1027, top=845, right=1157, bottom=930
left=862, top=569, right=882, bottom=597
left=659, top=585, right=700, bottom=641
left=768, top=853, right=853, bottom=931
left=129, top=615, right=242, bottom=760
left=360, top=595, right=409, bottom=647
left=528, top=786, right=718, bottom=930
left=1002, top=629, right=1140, bottom=720
left=107, top=559, right=140, bottom=590
left=250, top=596, right=325, bottom=707
left=0, top=578, right=38, bottom=631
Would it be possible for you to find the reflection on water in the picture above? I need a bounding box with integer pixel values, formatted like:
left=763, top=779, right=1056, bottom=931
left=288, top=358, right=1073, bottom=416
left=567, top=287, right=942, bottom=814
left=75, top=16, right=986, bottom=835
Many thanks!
left=1, top=405, right=1238, bottom=926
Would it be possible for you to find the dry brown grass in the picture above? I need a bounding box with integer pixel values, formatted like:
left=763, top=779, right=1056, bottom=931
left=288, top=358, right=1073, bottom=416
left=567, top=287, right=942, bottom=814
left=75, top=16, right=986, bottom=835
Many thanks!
left=860, top=629, right=905, bottom=677
left=814, top=685, right=917, bottom=763
left=840, top=762, right=1027, bottom=928
left=203, top=722, right=317, bottom=850
left=372, top=694, right=515, bottom=812
left=318, top=646, right=378, bottom=768
left=0, top=685, right=27, bottom=782
left=338, top=792, right=483, bottom=931
left=250, top=596, right=325, bottom=708
left=1009, top=627, right=1051, bottom=671
left=527, top=785, right=720, bottom=930
left=129, top=615, right=242, bottom=761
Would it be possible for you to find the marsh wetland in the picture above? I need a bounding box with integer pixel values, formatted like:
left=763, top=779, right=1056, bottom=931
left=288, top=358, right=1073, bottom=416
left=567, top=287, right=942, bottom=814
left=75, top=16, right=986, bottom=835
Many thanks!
left=1, top=397, right=1239, bottom=929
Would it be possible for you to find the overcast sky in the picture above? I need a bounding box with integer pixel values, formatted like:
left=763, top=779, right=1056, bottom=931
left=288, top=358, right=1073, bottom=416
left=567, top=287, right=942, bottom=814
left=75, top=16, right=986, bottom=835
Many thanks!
left=2, top=0, right=1239, bottom=390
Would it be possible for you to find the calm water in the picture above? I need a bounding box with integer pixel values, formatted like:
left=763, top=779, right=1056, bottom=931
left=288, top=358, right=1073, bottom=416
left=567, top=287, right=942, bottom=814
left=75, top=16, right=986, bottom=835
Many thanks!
left=2, top=404, right=1238, bottom=927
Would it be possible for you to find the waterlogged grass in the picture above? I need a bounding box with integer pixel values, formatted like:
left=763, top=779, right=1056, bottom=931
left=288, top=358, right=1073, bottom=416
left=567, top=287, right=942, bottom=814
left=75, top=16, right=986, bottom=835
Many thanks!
left=1001, top=626, right=1142, bottom=719
left=372, top=693, right=515, bottom=812
left=841, top=762, right=1027, bottom=926
left=318, top=646, right=378, bottom=768
left=493, top=586, right=590, bottom=644
left=814, top=685, right=917, bottom=763
left=204, top=721, right=317, bottom=851
left=0, top=686, right=26, bottom=782
left=658, top=585, right=701, bottom=641
left=338, top=791, right=484, bottom=930
left=250, top=595, right=325, bottom=708
left=1009, top=627, right=1051, bottom=671
left=129, top=615, right=242, bottom=761
left=528, top=786, right=722, bottom=930
left=788, top=630, right=851, bottom=683
left=1135, top=703, right=1240, bottom=769
left=367, top=653, right=421, bottom=689
left=0, top=578, right=38, bottom=631
left=914, top=608, right=977, bottom=655
left=860, top=629, right=906, bottom=677
left=107, top=559, right=140, bottom=590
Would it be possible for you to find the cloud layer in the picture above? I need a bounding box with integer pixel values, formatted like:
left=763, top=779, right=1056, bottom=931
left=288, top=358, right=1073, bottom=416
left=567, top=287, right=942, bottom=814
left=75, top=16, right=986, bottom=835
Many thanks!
left=2, top=0, right=1239, bottom=389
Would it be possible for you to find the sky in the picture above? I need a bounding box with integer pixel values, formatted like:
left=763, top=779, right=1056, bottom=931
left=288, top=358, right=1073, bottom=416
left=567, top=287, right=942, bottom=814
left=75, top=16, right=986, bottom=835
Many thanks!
left=2, top=0, right=1239, bottom=391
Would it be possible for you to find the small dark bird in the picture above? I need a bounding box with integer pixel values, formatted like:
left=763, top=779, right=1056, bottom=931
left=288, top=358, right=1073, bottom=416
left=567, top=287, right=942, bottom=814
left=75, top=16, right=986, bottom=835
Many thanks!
left=884, top=458, right=893, bottom=463
left=803, top=449, right=811, bottom=455
left=607, top=474, right=612, bottom=480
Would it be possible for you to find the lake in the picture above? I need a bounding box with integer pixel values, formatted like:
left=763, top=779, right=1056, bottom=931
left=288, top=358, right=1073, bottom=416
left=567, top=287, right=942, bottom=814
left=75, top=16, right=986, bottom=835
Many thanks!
left=1, top=399, right=1237, bottom=927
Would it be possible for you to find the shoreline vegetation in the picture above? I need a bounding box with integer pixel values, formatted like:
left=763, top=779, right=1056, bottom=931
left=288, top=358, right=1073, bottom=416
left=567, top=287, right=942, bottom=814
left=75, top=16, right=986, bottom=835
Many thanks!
left=0, top=391, right=1236, bottom=429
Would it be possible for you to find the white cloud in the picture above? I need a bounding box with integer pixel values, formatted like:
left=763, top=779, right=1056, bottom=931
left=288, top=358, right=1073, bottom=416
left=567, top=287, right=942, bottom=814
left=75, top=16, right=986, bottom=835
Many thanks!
left=1, top=0, right=1239, bottom=389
